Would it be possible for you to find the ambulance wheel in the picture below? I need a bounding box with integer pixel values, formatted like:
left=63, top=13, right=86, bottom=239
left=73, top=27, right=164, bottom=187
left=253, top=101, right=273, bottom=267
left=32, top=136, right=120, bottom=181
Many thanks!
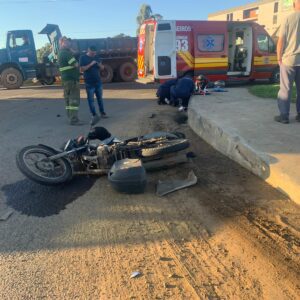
left=270, top=68, right=280, bottom=84
left=118, top=62, right=137, bottom=82
left=100, top=64, right=114, bottom=83
left=1, top=67, right=23, bottom=89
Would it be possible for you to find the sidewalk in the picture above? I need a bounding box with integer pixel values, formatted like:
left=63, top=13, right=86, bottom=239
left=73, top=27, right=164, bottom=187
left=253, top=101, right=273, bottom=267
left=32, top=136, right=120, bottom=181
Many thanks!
left=188, top=87, right=300, bottom=204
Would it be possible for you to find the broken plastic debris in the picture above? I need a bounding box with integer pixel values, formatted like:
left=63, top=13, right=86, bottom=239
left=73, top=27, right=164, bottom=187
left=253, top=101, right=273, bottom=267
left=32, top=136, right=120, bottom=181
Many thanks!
left=130, top=271, right=142, bottom=278
left=156, top=170, right=197, bottom=197
left=0, top=209, right=13, bottom=221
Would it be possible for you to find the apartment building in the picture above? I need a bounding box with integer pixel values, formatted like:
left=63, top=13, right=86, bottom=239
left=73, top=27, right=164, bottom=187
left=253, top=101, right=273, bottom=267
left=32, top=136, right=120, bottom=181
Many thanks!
left=208, top=0, right=294, bottom=39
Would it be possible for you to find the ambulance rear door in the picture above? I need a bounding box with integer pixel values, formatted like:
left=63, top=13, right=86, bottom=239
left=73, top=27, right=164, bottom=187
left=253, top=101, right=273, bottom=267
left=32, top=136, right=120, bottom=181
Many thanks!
left=154, top=20, right=177, bottom=79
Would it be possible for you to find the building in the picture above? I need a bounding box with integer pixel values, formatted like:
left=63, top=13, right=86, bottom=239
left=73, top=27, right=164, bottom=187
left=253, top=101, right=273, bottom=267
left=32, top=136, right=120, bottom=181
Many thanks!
left=208, top=0, right=294, bottom=39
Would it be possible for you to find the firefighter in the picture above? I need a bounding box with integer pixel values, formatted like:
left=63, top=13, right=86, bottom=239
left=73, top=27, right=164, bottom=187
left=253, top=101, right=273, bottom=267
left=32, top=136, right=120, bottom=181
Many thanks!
left=58, top=37, right=82, bottom=125
left=170, top=75, right=195, bottom=110
left=195, top=75, right=209, bottom=94
left=156, top=79, right=177, bottom=104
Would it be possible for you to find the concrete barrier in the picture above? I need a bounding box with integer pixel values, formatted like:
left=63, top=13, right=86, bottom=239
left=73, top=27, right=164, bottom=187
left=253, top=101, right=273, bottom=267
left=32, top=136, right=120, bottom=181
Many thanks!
left=188, top=92, right=300, bottom=204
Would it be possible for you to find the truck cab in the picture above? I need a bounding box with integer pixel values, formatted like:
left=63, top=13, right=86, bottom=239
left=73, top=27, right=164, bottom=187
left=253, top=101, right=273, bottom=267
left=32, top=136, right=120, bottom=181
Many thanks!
left=0, top=30, right=37, bottom=89
left=0, top=28, right=58, bottom=89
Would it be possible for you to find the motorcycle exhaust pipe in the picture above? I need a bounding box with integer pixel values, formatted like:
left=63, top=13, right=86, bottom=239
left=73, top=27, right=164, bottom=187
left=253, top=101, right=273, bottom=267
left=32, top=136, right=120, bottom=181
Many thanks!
left=74, top=169, right=109, bottom=176
left=73, top=155, right=189, bottom=175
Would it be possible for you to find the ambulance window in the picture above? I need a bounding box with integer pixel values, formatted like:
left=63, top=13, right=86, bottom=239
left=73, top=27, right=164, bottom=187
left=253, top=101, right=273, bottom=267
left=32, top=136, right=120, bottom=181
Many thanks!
left=157, top=23, right=171, bottom=31
left=257, top=34, right=269, bottom=52
left=198, top=35, right=224, bottom=52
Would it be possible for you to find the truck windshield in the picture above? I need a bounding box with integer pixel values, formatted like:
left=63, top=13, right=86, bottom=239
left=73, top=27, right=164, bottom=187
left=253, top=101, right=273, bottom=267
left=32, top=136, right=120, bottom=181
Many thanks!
left=9, top=34, right=30, bottom=48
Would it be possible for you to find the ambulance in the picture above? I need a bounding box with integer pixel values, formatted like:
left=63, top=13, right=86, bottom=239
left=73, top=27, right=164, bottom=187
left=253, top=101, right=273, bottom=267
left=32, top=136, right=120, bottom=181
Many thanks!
left=138, top=20, right=279, bottom=83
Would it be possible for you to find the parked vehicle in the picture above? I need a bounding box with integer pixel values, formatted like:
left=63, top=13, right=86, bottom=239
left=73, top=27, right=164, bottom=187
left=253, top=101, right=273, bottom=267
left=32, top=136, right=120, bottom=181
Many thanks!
left=16, top=126, right=189, bottom=185
left=0, top=24, right=137, bottom=89
left=138, top=19, right=279, bottom=84
left=40, top=24, right=138, bottom=84
left=0, top=29, right=57, bottom=89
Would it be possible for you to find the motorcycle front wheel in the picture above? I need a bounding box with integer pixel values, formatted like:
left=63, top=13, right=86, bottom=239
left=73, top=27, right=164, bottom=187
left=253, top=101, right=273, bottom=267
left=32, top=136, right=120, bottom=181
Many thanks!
left=16, top=145, right=73, bottom=185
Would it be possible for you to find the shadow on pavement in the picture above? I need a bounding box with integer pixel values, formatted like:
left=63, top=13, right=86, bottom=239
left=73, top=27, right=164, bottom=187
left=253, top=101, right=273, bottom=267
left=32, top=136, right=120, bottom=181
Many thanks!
left=2, top=177, right=96, bottom=217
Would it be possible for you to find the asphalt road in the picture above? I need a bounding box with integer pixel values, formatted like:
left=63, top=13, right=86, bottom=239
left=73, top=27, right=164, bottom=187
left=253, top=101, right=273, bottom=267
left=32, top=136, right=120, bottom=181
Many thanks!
left=0, top=83, right=299, bottom=299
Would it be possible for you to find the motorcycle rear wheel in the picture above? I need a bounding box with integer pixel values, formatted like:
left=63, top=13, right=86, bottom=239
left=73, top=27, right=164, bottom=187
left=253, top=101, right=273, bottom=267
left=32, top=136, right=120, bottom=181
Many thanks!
left=16, top=145, right=73, bottom=185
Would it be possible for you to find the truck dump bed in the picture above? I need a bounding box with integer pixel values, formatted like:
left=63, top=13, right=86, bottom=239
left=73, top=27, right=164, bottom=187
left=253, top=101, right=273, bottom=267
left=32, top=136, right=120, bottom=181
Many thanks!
left=39, top=24, right=138, bottom=83
left=73, top=37, right=137, bottom=58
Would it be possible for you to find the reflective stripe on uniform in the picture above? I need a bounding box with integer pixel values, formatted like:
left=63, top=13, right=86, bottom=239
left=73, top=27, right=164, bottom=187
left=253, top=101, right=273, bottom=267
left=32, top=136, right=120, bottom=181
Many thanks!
left=66, top=106, right=79, bottom=110
left=59, top=65, right=75, bottom=72
left=68, top=57, right=76, bottom=65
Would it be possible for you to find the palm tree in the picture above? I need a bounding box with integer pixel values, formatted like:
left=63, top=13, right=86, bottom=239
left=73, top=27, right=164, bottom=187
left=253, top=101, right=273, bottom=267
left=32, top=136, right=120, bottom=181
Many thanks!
left=136, top=4, right=163, bottom=35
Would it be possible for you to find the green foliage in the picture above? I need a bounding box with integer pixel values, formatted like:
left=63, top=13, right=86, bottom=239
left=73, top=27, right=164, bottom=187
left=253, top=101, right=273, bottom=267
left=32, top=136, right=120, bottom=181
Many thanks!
left=136, top=4, right=152, bottom=27
left=152, top=14, right=163, bottom=21
left=136, top=4, right=163, bottom=35
left=113, top=33, right=130, bottom=38
left=36, top=43, right=52, bottom=63
left=248, top=84, right=296, bottom=102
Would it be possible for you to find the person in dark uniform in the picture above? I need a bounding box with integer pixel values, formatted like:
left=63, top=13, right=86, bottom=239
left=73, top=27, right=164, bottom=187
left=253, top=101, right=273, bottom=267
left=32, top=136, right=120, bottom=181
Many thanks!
left=156, top=79, right=177, bottom=104
left=195, top=75, right=209, bottom=93
left=170, top=75, right=195, bottom=110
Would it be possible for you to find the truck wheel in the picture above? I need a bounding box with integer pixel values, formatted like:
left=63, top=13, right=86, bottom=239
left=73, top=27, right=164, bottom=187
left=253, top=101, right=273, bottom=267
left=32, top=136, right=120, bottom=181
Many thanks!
left=100, top=64, right=113, bottom=83
left=43, top=77, right=55, bottom=85
left=1, top=67, right=23, bottom=89
left=118, top=62, right=137, bottom=82
left=269, top=67, right=280, bottom=84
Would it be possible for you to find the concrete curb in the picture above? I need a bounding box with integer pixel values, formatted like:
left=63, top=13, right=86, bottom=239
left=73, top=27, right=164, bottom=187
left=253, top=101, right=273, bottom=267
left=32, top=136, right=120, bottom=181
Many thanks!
left=188, top=98, right=299, bottom=204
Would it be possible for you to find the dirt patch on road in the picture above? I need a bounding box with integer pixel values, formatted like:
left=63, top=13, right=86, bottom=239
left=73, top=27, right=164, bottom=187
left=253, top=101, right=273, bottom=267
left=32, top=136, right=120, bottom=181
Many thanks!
left=137, top=107, right=300, bottom=299
left=0, top=102, right=299, bottom=300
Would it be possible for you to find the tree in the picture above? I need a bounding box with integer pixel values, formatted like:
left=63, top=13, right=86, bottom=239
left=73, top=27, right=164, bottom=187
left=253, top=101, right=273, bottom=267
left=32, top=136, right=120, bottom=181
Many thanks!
left=113, top=33, right=130, bottom=38
left=152, top=14, right=163, bottom=21
left=37, top=43, right=52, bottom=63
left=136, top=4, right=163, bottom=35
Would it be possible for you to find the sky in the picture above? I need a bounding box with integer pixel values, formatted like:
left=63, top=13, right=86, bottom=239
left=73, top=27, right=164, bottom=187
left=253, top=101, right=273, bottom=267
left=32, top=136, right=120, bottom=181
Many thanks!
left=0, top=0, right=256, bottom=49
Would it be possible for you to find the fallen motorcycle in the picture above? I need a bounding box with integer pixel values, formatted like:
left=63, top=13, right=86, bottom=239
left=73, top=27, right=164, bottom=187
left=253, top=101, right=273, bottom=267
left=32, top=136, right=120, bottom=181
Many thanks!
left=16, top=126, right=190, bottom=186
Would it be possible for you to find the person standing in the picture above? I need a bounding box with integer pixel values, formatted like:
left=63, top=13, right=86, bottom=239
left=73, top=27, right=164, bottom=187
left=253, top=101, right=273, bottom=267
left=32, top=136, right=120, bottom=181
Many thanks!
left=275, top=0, right=300, bottom=124
left=80, top=46, right=107, bottom=124
left=58, top=37, right=82, bottom=125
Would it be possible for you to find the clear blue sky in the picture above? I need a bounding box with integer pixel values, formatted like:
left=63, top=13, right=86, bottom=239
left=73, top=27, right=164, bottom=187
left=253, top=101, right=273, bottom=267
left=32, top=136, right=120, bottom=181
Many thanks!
left=0, top=0, right=255, bottom=49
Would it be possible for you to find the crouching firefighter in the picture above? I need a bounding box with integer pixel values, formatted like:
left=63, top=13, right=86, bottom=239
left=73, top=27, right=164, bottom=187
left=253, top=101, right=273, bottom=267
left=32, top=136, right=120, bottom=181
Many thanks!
left=170, top=75, right=195, bottom=109
left=58, top=37, right=82, bottom=126
left=156, top=79, right=177, bottom=104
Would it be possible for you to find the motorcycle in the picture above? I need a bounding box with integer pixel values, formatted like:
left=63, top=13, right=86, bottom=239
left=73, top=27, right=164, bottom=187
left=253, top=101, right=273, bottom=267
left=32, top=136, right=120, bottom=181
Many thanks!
left=16, top=126, right=190, bottom=185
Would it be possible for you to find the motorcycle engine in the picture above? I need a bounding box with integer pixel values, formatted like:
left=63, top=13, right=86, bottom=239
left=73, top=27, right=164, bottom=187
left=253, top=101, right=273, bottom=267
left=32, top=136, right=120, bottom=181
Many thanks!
left=97, top=144, right=112, bottom=169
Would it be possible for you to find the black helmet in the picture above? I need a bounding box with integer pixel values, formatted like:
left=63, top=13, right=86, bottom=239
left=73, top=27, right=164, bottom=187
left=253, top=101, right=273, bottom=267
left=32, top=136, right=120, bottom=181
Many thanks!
left=214, top=80, right=225, bottom=88
left=197, top=74, right=206, bottom=81
left=88, top=127, right=111, bottom=141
